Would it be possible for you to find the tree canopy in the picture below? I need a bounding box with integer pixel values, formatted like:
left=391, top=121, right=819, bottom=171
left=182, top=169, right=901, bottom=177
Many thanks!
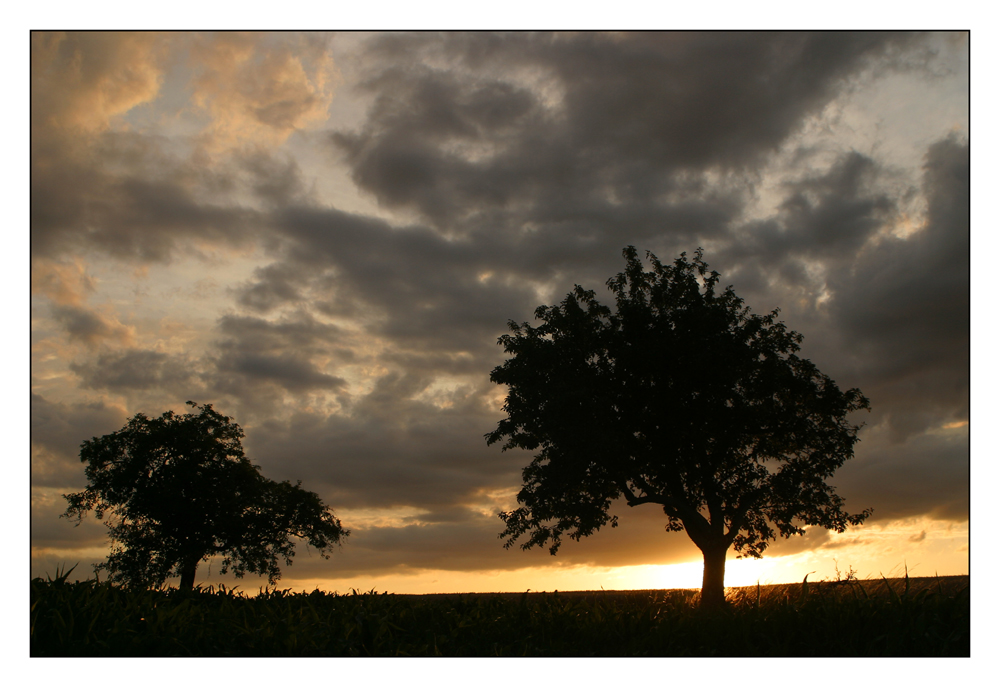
left=486, top=246, right=871, bottom=608
left=63, top=402, right=348, bottom=591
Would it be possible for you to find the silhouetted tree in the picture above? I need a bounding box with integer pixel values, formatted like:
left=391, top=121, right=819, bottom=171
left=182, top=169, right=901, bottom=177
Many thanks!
left=63, top=402, right=348, bottom=591
left=487, top=247, right=871, bottom=609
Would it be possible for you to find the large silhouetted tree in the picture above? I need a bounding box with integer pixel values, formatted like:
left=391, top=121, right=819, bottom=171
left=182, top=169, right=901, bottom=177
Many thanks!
left=63, top=402, right=348, bottom=591
left=486, top=247, right=871, bottom=609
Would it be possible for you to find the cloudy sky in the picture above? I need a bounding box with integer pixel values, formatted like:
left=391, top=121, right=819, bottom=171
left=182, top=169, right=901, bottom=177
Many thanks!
left=29, top=31, right=969, bottom=594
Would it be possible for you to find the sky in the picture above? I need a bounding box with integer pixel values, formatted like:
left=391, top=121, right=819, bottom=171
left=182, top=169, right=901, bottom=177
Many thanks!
left=29, top=30, right=970, bottom=596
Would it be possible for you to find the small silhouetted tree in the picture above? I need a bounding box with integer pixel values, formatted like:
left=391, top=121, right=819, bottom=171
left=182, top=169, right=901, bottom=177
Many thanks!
left=486, top=247, right=871, bottom=609
left=63, top=402, right=348, bottom=591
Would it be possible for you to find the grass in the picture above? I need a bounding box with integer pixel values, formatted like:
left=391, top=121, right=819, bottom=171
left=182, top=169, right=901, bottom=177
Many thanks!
left=30, top=566, right=969, bottom=657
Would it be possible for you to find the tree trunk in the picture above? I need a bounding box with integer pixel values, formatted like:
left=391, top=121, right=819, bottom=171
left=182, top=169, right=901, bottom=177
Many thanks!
left=699, top=544, right=728, bottom=610
left=178, top=556, right=199, bottom=591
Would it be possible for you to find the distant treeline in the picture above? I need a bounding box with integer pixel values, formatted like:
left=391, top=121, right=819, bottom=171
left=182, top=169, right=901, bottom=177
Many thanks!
left=31, top=571, right=969, bottom=657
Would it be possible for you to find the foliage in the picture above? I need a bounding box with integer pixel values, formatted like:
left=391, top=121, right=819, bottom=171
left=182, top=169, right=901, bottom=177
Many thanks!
left=62, top=402, right=348, bottom=590
left=31, top=573, right=969, bottom=657
left=486, top=246, right=872, bottom=606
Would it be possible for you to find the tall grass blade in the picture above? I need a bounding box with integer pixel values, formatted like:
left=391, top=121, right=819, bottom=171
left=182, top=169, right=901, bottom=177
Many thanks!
left=880, top=574, right=900, bottom=605
left=799, top=572, right=814, bottom=604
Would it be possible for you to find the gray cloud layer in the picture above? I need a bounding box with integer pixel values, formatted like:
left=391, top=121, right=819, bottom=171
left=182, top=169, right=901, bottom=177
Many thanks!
left=32, top=32, right=967, bottom=581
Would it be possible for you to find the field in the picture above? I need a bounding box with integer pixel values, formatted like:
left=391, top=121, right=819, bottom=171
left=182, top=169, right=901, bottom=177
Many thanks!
left=30, top=571, right=969, bottom=657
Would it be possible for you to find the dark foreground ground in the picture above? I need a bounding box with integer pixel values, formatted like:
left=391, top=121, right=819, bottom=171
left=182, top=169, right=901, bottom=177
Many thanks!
left=31, top=574, right=969, bottom=657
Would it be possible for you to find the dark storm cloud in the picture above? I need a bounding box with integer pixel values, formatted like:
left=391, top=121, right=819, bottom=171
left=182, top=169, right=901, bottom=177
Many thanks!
left=258, top=206, right=544, bottom=362
left=778, top=153, right=897, bottom=259
left=332, top=32, right=920, bottom=236
left=270, top=30, right=941, bottom=386
left=236, top=148, right=311, bottom=208
left=535, top=32, right=924, bottom=170
left=49, top=303, right=130, bottom=347
left=243, top=373, right=514, bottom=511
left=70, top=349, right=196, bottom=392
left=703, top=148, right=908, bottom=350
left=730, top=151, right=899, bottom=270
left=825, top=136, right=969, bottom=440
left=92, top=176, right=257, bottom=260
left=254, top=200, right=728, bottom=382
left=31, top=488, right=110, bottom=551
left=235, top=262, right=308, bottom=313
left=31, top=394, right=128, bottom=488
left=33, top=131, right=264, bottom=263
left=220, top=354, right=345, bottom=392
left=210, top=312, right=349, bottom=398
left=332, top=66, right=545, bottom=225
left=840, top=426, right=968, bottom=522
left=215, top=311, right=346, bottom=358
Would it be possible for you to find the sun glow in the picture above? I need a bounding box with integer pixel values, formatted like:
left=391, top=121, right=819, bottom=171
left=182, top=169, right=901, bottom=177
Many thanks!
left=626, top=557, right=784, bottom=591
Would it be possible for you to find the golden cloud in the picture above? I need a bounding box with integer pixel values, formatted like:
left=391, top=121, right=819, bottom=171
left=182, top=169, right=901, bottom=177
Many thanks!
left=31, top=32, right=172, bottom=136
left=188, top=32, right=338, bottom=153
left=31, top=258, right=97, bottom=306
left=49, top=303, right=136, bottom=349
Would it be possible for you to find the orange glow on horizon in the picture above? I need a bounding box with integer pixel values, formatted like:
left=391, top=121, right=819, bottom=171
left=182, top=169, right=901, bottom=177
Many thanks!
left=32, top=516, right=967, bottom=596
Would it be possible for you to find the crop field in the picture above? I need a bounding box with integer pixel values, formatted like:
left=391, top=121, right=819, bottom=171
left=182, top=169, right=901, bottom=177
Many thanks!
left=30, top=570, right=969, bottom=657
